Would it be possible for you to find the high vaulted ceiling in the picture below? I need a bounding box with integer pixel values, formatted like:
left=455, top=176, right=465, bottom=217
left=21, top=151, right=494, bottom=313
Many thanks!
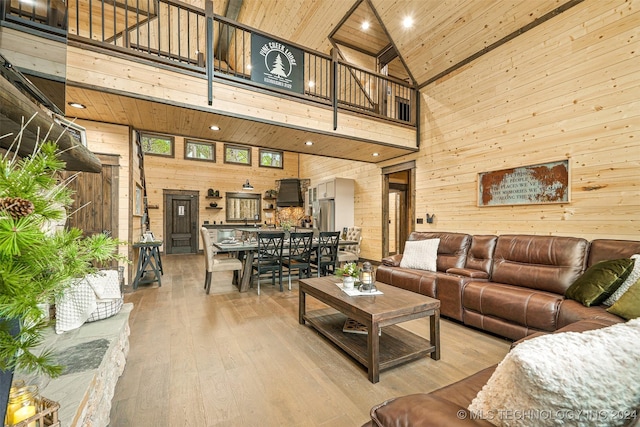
left=220, top=0, right=570, bottom=87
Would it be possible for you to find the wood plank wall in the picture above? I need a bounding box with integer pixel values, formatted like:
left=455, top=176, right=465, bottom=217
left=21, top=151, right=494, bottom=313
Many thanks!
left=0, top=27, right=66, bottom=80
left=142, top=137, right=300, bottom=250
left=300, top=0, right=640, bottom=260
left=77, top=120, right=133, bottom=278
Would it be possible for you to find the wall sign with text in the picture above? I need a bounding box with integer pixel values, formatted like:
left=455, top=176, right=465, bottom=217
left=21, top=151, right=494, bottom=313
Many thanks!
left=478, top=160, right=570, bottom=206
left=251, top=34, right=304, bottom=94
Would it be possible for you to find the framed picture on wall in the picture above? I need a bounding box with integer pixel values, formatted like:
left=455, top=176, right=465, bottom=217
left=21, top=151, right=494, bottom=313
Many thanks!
left=478, top=160, right=570, bottom=207
left=135, top=183, right=143, bottom=216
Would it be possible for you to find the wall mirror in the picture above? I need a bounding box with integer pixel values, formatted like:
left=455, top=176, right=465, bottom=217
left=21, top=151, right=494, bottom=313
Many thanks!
left=226, top=192, right=261, bottom=222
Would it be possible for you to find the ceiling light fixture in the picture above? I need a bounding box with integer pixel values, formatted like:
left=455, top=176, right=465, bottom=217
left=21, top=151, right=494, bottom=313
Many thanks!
left=308, top=81, right=315, bottom=88
left=305, top=141, right=313, bottom=146
left=372, top=152, right=380, bottom=157
left=242, top=179, right=254, bottom=190
left=361, top=21, right=370, bottom=30
left=68, top=102, right=86, bottom=109
left=210, top=125, right=220, bottom=131
left=403, top=16, right=413, bottom=28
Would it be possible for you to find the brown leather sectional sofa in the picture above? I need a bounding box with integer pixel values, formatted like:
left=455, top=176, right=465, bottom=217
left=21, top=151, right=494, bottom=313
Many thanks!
left=377, top=232, right=640, bottom=340
left=365, top=232, right=640, bottom=427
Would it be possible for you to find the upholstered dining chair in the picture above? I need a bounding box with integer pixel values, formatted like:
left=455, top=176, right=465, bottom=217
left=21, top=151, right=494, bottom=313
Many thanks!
left=200, top=227, right=242, bottom=294
left=337, top=226, right=362, bottom=266
left=281, top=231, right=314, bottom=290
left=251, top=230, right=285, bottom=295
left=310, top=231, right=340, bottom=277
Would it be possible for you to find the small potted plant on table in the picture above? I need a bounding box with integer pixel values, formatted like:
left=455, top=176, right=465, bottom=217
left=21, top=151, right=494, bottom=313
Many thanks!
left=336, top=262, right=360, bottom=289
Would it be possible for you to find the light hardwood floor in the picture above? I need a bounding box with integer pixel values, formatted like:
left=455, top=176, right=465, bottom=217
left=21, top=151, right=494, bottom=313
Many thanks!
left=109, top=254, right=511, bottom=427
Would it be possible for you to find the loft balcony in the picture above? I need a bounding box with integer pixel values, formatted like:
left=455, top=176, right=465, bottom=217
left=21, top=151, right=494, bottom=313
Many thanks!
left=0, top=0, right=419, bottom=163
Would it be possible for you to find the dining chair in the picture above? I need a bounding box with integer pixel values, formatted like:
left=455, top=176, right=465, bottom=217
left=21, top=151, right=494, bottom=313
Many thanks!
left=281, top=231, right=314, bottom=290
left=251, top=231, right=285, bottom=295
left=337, top=226, right=362, bottom=266
left=200, top=227, right=242, bottom=294
left=311, top=231, right=340, bottom=277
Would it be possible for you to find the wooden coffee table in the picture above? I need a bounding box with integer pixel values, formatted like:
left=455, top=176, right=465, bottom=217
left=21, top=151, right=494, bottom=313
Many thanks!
left=298, top=277, right=440, bottom=383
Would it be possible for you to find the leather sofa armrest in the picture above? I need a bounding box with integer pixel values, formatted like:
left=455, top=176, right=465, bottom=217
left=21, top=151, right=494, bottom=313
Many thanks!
left=446, top=267, right=489, bottom=279
left=381, top=254, right=403, bottom=267
left=365, top=394, right=495, bottom=427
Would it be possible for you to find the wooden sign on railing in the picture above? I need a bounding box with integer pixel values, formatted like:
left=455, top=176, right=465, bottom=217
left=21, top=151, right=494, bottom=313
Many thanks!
left=251, top=33, right=305, bottom=94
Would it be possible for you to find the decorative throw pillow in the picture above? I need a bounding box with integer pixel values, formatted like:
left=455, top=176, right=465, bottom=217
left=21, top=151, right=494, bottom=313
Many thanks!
left=565, top=258, right=634, bottom=307
left=604, top=254, right=640, bottom=306
left=468, top=319, right=640, bottom=427
left=607, top=277, right=640, bottom=320
left=399, top=238, right=440, bottom=272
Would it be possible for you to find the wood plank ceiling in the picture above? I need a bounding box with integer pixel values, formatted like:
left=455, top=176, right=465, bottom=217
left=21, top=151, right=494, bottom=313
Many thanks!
left=64, top=0, right=574, bottom=162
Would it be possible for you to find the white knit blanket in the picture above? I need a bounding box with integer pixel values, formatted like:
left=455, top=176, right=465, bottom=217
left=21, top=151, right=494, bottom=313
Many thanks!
left=469, top=318, right=640, bottom=427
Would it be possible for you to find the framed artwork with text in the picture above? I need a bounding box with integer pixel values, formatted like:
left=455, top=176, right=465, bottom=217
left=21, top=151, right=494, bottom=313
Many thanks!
left=478, top=160, right=570, bottom=206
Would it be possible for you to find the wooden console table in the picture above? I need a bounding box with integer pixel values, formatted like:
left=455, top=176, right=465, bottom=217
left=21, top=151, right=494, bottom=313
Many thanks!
left=132, top=241, right=163, bottom=289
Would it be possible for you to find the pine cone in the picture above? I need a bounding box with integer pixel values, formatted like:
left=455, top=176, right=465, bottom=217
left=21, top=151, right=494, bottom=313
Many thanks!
left=0, top=197, right=35, bottom=218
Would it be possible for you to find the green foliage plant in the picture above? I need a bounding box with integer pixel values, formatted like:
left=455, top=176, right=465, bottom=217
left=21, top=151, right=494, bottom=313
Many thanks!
left=336, top=262, right=360, bottom=278
left=0, top=131, right=124, bottom=377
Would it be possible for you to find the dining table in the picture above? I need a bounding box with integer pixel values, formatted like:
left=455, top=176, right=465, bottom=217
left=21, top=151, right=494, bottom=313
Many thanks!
left=212, top=230, right=357, bottom=292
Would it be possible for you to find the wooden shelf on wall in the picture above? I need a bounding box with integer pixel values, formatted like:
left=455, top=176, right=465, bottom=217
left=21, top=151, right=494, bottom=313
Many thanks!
left=206, top=196, right=222, bottom=199
left=205, top=207, right=223, bottom=210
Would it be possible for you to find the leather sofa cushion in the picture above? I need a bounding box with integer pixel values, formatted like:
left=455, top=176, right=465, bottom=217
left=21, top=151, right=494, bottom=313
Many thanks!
left=463, top=235, right=497, bottom=274
left=587, top=239, right=640, bottom=267
left=491, top=235, right=588, bottom=295
left=512, top=316, right=621, bottom=347
left=463, top=282, right=563, bottom=332
left=557, top=298, right=624, bottom=329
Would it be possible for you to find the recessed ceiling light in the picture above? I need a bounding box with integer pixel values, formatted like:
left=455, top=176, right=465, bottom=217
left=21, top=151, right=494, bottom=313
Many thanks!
left=308, top=81, right=315, bottom=88
left=361, top=21, right=370, bottom=30
left=402, top=16, right=413, bottom=28
left=210, top=125, right=220, bottom=131
left=68, top=102, right=86, bottom=109
left=305, top=141, right=313, bottom=146
left=372, top=152, right=379, bottom=157
left=247, top=64, right=252, bottom=70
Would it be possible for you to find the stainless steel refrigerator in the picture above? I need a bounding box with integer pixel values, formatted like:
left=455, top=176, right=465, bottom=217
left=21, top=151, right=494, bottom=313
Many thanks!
left=318, top=199, right=335, bottom=232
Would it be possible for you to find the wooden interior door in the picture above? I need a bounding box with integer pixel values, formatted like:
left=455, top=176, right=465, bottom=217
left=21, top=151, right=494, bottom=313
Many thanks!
left=164, top=190, right=198, bottom=254
left=382, top=162, right=415, bottom=258
left=62, top=153, right=119, bottom=238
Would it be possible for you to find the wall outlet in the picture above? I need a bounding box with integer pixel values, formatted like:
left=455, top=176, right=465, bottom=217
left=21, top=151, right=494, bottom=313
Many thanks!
left=417, top=218, right=424, bottom=224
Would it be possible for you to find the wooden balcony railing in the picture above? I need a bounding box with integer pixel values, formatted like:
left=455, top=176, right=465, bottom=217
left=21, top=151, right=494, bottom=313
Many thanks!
left=1, top=0, right=417, bottom=126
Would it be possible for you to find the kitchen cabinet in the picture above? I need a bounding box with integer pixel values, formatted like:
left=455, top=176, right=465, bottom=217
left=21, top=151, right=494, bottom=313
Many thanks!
left=317, top=180, right=336, bottom=199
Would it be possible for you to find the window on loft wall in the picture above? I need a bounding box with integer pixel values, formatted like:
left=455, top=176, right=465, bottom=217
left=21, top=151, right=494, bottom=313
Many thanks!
left=259, top=149, right=283, bottom=169
left=224, top=144, right=251, bottom=165
left=185, top=139, right=215, bottom=162
left=396, top=97, right=411, bottom=122
left=140, top=132, right=174, bottom=157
